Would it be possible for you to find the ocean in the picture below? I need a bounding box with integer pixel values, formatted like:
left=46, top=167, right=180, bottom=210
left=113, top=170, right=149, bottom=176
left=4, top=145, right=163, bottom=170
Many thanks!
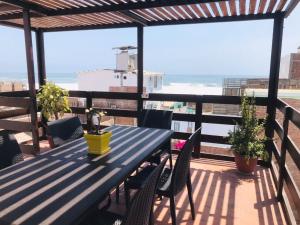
left=0, top=72, right=266, bottom=90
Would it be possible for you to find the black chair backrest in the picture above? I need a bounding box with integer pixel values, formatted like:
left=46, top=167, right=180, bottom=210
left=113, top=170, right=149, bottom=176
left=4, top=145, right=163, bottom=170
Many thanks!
left=171, top=127, right=201, bottom=194
left=123, top=157, right=168, bottom=225
left=47, top=116, right=84, bottom=148
left=141, top=109, right=173, bottom=130
left=0, top=130, right=23, bottom=170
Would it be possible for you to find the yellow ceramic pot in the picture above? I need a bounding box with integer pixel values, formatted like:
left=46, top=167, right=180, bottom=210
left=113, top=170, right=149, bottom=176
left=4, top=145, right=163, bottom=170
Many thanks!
left=84, top=131, right=112, bottom=155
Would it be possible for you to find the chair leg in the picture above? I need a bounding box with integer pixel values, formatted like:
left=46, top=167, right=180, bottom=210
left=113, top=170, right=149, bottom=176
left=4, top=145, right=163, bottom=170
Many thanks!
left=125, top=185, right=130, bottom=211
left=149, top=208, right=154, bottom=225
left=169, top=195, right=177, bottom=225
left=187, top=176, right=195, bottom=220
left=168, top=148, right=173, bottom=169
left=116, top=185, right=120, bottom=204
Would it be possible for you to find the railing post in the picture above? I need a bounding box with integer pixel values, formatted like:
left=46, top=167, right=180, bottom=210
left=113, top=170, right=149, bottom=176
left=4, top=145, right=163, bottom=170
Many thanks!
left=193, top=100, right=202, bottom=158
left=137, top=25, right=144, bottom=126
left=86, top=92, right=92, bottom=131
left=277, top=106, right=291, bottom=200
left=266, top=15, right=284, bottom=166
left=23, top=9, right=40, bottom=154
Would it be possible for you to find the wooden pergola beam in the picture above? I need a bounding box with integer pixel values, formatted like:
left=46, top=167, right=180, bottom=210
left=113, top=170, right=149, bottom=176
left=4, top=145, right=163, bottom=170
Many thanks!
left=23, top=9, right=40, bottom=154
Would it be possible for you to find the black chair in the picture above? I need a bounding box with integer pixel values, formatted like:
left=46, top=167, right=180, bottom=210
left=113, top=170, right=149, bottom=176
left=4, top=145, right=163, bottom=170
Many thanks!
left=0, top=130, right=23, bottom=170
left=46, top=116, right=84, bottom=148
left=81, top=157, right=168, bottom=225
left=125, top=127, right=201, bottom=225
left=141, top=109, right=173, bottom=167
left=115, top=109, right=173, bottom=204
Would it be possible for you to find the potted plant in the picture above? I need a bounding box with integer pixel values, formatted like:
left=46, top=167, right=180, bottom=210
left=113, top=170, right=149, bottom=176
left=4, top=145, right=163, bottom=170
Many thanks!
left=84, top=108, right=112, bottom=155
left=228, top=96, right=269, bottom=173
left=37, top=82, right=71, bottom=120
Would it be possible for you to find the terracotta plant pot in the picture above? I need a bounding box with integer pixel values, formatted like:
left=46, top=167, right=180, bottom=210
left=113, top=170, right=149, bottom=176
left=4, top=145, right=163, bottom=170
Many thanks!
left=234, top=154, right=258, bottom=173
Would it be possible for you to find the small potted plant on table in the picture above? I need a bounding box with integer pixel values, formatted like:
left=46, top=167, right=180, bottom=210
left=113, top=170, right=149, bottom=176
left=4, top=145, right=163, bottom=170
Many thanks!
left=228, top=96, right=269, bottom=173
left=84, top=108, right=112, bottom=155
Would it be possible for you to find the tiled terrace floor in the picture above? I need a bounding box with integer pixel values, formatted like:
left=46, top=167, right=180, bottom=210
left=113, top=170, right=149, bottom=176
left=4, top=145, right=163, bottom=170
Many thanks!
left=110, top=158, right=287, bottom=225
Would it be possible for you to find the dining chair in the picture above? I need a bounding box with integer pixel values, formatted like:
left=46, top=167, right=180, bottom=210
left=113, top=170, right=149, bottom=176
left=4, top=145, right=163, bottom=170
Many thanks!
left=115, top=109, right=173, bottom=204
left=46, top=116, right=84, bottom=148
left=0, top=130, right=24, bottom=170
left=124, top=127, right=201, bottom=225
left=81, top=157, right=168, bottom=225
left=141, top=109, right=173, bottom=167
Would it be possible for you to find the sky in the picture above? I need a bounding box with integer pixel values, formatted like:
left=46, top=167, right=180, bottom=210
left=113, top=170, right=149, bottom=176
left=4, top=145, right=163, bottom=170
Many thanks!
left=0, top=5, right=299, bottom=77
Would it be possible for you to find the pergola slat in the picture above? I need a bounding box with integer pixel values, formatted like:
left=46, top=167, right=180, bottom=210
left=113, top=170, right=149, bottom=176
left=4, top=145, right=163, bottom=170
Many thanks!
left=189, top=4, right=205, bottom=17
left=249, top=0, right=257, bottom=14
left=267, top=0, right=277, bottom=12
left=199, top=3, right=212, bottom=17
left=258, top=0, right=268, bottom=13
left=239, top=0, right=246, bottom=15
left=229, top=0, right=237, bottom=16
left=219, top=1, right=229, bottom=16
left=209, top=2, right=221, bottom=16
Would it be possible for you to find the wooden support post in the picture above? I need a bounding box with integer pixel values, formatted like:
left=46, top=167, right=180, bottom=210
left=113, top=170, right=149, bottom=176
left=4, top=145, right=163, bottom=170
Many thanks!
left=36, top=29, right=46, bottom=87
left=193, top=101, right=202, bottom=158
left=36, top=29, right=47, bottom=138
left=266, top=15, right=284, bottom=166
left=137, top=25, right=144, bottom=126
left=277, top=106, right=291, bottom=200
left=23, top=9, right=40, bottom=154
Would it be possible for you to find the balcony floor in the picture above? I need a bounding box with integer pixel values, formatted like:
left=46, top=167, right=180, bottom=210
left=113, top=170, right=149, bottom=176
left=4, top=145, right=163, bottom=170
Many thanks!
left=109, top=158, right=287, bottom=225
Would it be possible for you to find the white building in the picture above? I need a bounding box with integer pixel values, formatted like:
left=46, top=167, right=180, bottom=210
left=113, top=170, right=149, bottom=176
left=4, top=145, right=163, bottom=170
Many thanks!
left=78, top=46, right=163, bottom=93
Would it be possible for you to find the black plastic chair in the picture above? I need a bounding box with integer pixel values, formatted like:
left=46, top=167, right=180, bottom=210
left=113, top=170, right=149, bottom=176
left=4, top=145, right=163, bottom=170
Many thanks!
left=141, top=109, right=173, bottom=167
left=0, top=130, right=23, bottom=170
left=81, top=157, right=168, bottom=225
left=125, top=127, right=201, bottom=225
left=46, top=116, right=84, bottom=148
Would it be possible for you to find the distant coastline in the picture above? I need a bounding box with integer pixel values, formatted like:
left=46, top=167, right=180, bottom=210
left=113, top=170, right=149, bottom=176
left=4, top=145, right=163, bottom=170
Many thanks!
left=0, top=72, right=268, bottom=95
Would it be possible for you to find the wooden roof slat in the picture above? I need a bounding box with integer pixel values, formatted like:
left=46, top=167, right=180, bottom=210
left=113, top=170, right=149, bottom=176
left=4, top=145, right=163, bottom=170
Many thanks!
left=140, top=9, right=161, bottom=21
left=163, top=6, right=181, bottom=20
left=209, top=2, right=221, bottom=17
left=150, top=7, right=171, bottom=20
left=181, top=5, right=197, bottom=18
left=173, top=6, right=190, bottom=19
left=146, top=8, right=166, bottom=20
left=258, top=0, right=268, bottom=13
left=190, top=4, right=205, bottom=18
left=276, top=0, right=288, bottom=11
left=27, top=0, right=67, bottom=10
left=133, top=9, right=157, bottom=21
left=199, top=3, right=212, bottom=17
left=128, top=10, right=152, bottom=21
left=155, top=7, right=173, bottom=20
left=229, top=0, right=237, bottom=16
left=158, top=7, right=179, bottom=20
left=266, top=0, right=277, bottom=12
left=239, top=0, right=246, bottom=15
left=219, top=1, right=229, bottom=16
left=249, top=0, right=257, bottom=14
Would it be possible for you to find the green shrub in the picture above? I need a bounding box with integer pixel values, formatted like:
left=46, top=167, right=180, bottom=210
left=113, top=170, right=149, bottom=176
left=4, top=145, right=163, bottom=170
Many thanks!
left=228, top=96, right=269, bottom=161
left=37, top=82, right=71, bottom=120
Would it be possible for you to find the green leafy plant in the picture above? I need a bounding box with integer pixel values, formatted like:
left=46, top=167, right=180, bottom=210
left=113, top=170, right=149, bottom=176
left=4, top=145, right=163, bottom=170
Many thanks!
left=228, top=96, right=269, bottom=161
left=37, top=82, right=71, bottom=120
